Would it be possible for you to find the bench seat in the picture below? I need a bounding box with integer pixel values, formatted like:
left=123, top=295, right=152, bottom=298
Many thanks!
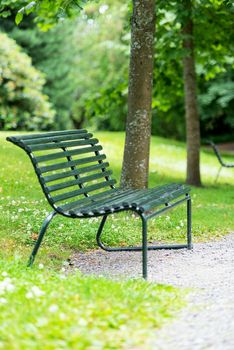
left=60, top=183, right=189, bottom=217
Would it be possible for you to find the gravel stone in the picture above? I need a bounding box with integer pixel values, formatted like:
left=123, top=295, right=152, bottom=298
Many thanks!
left=69, top=233, right=234, bottom=349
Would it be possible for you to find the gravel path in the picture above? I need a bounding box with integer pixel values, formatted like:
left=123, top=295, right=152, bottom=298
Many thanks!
left=70, top=233, right=234, bottom=350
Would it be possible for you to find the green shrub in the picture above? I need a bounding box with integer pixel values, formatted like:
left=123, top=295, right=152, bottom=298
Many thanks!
left=0, top=32, right=55, bottom=130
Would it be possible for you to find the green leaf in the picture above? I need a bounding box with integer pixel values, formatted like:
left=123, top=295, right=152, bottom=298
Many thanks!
left=0, top=10, right=11, bottom=18
left=15, top=11, right=24, bottom=25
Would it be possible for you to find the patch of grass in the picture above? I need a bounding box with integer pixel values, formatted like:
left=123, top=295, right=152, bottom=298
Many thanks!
left=0, top=259, right=185, bottom=349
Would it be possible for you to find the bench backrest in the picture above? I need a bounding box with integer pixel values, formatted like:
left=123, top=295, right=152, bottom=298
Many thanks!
left=7, top=130, right=116, bottom=213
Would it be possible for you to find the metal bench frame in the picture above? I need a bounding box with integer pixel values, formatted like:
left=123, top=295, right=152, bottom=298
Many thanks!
left=207, top=141, right=234, bottom=183
left=7, top=130, right=192, bottom=279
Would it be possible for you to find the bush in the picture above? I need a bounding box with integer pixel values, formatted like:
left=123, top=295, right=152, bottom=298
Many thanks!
left=0, top=32, right=55, bottom=130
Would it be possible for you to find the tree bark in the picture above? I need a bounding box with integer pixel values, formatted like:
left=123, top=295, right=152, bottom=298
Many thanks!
left=182, top=0, right=202, bottom=187
left=120, top=0, right=156, bottom=189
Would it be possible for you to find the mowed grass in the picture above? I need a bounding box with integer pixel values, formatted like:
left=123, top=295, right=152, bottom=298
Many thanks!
left=0, top=130, right=233, bottom=349
left=0, top=260, right=185, bottom=350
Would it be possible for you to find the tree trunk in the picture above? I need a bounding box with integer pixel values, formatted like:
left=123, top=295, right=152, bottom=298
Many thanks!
left=182, top=0, right=202, bottom=187
left=120, top=0, right=156, bottom=189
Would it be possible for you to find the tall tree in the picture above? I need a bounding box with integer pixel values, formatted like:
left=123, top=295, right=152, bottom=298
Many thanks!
left=181, top=0, right=201, bottom=186
left=120, top=0, right=156, bottom=188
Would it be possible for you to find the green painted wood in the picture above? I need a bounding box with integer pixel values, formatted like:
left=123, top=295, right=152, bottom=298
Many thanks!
left=13, top=129, right=87, bottom=141
left=59, top=188, right=118, bottom=211
left=139, top=187, right=189, bottom=211
left=40, top=154, right=106, bottom=173
left=35, top=145, right=103, bottom=163
left=43, top=162, right=110, bottom=183
left=68, top=184, right=190, bottom=215
left=29, top=138, right=98, bottom=151
left=23, top=133, right=92, bottom=146
left=47, top=170, right=113, bottom=192
left=53, top=179, right=116, bottom=203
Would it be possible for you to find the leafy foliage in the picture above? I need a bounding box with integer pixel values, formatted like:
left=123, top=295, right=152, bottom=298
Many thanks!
left=72, top=1, right=129, bottom=130
left=0, top=32, right=55, bottom=130
left=0, top=0, right=233, bottom=140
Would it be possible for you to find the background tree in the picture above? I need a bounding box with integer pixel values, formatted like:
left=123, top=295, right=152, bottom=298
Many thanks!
left=181, top=0, right=201, bottom=186
left=0, top=32, right=54, bottom=130
left=0, top=6, right=77, bottom=129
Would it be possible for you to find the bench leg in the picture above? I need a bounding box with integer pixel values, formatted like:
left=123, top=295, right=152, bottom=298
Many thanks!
left=187, top=197, right=192, bottom=249
left=96, top=213, right=148, bottom=279
left=27, top=211, right=57, bottom=267
left=96, top=199, right=192, bottom=280
left=215, top=165, right=222, bottom=184
left=142, top=216, right=148, bottom=279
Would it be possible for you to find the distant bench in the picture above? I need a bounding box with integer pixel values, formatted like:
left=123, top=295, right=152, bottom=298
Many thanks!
left=207, top=141, right=234, bottom=182
left=7, top=130, right=192, bottom=279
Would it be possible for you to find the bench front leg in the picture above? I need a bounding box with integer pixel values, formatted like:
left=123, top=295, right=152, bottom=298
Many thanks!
left=28, top=211, right=57, bottom=267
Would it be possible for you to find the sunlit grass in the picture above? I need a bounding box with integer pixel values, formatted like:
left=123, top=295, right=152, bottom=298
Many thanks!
left=0, top=260, right=185, bottom=349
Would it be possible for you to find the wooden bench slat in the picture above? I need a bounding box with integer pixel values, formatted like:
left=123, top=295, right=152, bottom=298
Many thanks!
left=42, top=162, right=110, bottom=183
left=13, top=129, right=87, bottom=141
left=35, top=145, right=103, bottom=163
left=68, top=185, right=189, bottom=216
left=40, top=154, right=106, bottom=173
left=53, top=179, right=116, bottom=203
left=139, top=187, right=189, bottom=211
left=59, top=188, right=119, bottom=211
left=23, top=133, right=92, bottom=146
left=47, top=170, right=113, bottom=192
left=30, top=138, right=99, bottom=151
left=68, top=185, right=175, bottom=214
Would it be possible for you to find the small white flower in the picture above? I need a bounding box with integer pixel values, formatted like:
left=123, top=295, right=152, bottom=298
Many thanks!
left=0, top=297, right=7, bottom=304
left=49, top=304, right=59, bottom=313
left=176, top=226, right=180, bottom=230
left=166, top=216, right=170, bottom=221
left=0, top=278, right=15, bottom=294
left=1, top=272, right=8, bottom=277
left=31, top=286, right=44, bottom=297
left=59, top=313, right=66, bottom=320
left=38, top=264, right=44, bottom=270
left=25, top=291, right=33, bottom=299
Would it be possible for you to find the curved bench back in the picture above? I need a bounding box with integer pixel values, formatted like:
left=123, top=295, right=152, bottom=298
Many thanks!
left=207, top=141, right=234, bottom=168
left=7, top=130, right=116, bottom=214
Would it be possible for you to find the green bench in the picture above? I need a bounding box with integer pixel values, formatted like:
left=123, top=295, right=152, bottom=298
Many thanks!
left=7, top=129, right=192, bottom=279
left=207, top=141, right=234, bottom=182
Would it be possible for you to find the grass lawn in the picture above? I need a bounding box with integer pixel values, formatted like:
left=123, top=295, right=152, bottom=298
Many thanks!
left=0, top=130, right=233, bottom=349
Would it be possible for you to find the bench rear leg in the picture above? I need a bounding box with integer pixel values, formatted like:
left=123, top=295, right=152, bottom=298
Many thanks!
left=142, top=216, right=148, bottom=279
left=215, top=165, right=222, bottom=184
left=187, top=196, right=192, bottom=249
left=96, top=213, right=148, bottom=279
left=28, top=211, right=57, bottom=267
